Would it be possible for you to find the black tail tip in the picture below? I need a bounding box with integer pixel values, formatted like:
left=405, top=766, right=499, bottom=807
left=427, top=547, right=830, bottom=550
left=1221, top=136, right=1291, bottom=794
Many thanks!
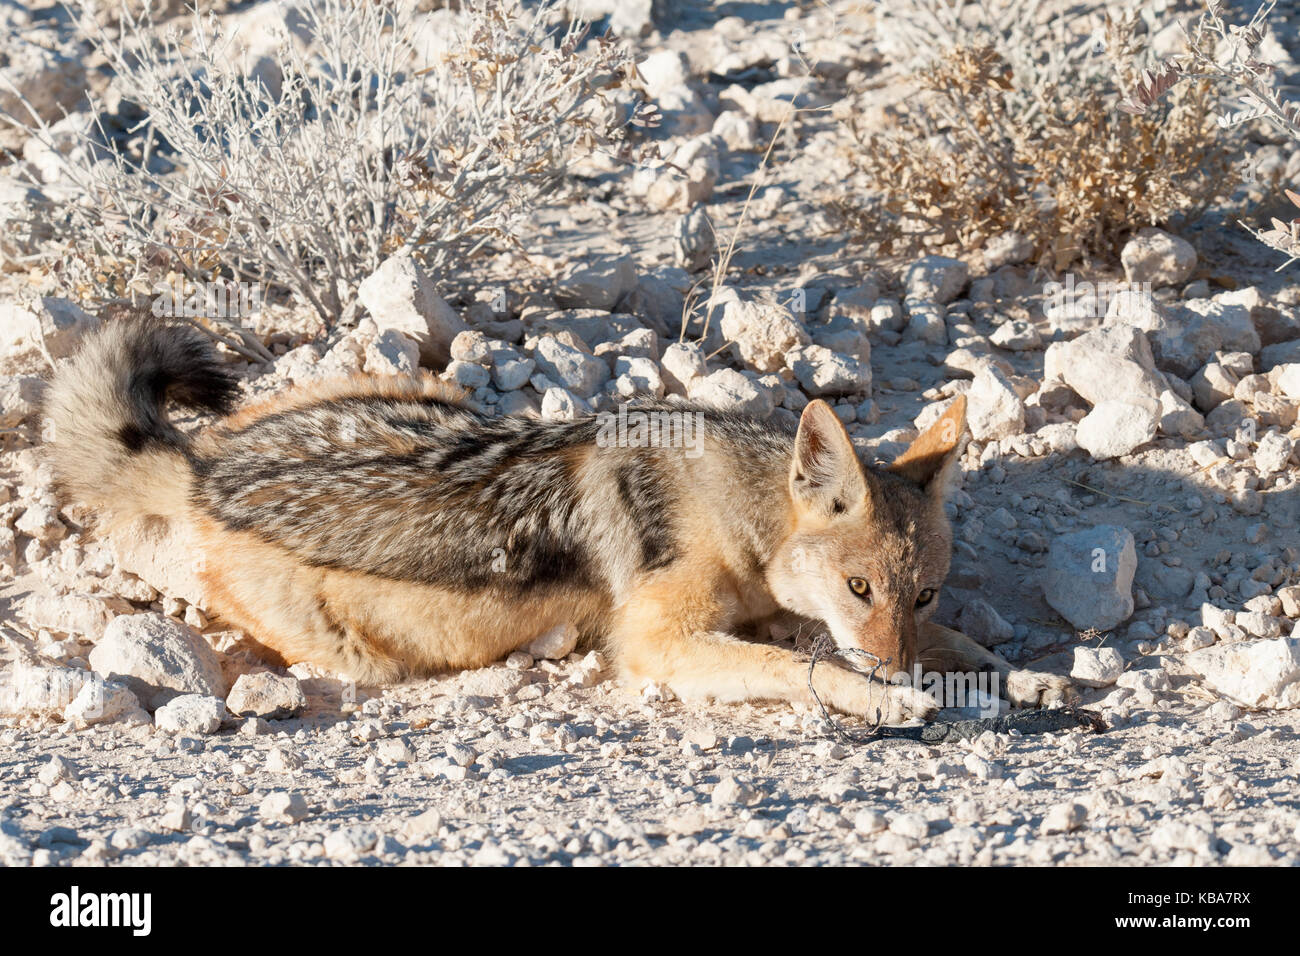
left=121, top=315, right=241, bottom=417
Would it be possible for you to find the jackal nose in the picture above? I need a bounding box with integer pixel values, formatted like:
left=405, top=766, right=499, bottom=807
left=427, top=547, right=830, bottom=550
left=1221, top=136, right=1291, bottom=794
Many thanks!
left=891, top=618, right=917, bottom=675
left=860, top=640, right=910, bottom=679
left=855, top=615, right=914, bottom=677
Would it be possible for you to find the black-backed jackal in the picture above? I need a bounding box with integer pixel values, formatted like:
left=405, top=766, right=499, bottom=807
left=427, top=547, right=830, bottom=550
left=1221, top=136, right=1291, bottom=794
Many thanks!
left=46, top=320, right=1073, bottom=723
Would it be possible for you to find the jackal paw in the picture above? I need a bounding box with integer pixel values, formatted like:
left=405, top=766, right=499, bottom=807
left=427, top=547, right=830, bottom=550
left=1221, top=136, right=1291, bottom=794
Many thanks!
left=1005, top=670, right=1076, bottom=709
left=859, top=684, right=939, bottom=725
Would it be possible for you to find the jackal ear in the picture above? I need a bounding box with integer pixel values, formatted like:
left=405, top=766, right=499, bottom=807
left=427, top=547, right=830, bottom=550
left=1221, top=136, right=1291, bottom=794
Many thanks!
left=889, top=395, right=966, bottom=495
left=790, top=399, right=867, bottom=516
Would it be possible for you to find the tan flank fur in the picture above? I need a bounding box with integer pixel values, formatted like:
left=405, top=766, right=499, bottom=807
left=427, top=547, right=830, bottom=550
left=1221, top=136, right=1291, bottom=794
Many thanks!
left=46, top=319, right=1073, bottom=723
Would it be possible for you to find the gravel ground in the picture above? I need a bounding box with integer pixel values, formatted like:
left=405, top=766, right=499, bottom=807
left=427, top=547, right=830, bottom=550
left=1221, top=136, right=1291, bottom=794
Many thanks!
left=2, top=659, right=1299, bottom=866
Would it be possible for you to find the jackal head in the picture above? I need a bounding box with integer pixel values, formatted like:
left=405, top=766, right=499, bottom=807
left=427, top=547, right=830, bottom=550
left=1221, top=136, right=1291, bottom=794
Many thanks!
left=766, top=396, right=967, bottom=678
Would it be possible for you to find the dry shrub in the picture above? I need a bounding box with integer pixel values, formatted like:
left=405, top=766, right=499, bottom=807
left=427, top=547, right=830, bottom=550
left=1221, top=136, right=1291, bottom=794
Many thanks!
left=0, top=0, right=653, bottom=335
left=832, top=3, right=1239, bottom=270
left=1123, top=0, right=1300, bottom=266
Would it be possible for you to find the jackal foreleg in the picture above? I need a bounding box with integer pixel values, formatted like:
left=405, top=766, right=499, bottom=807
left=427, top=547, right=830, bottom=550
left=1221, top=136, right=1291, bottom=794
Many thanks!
left=916, top=621, right=1076, bottom=708
left=607, top=565, right=938, bottom=723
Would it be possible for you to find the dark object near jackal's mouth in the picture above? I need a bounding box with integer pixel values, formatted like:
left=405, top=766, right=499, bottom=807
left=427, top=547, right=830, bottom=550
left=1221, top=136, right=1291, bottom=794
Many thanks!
left=821, top=702, right=1108, bottom=746
left=804, top=633, right=1106, bottom=745
left=883, top=706, right=1108, bottom=744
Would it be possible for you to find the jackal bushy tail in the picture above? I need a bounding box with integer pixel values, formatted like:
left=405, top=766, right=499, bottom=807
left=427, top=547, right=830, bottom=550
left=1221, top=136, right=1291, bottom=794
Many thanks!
left=43, top=318, right=239, bottom=531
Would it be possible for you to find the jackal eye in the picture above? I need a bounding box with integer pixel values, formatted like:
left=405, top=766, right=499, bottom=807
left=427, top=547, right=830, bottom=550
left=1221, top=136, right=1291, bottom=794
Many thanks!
left=916, top=588, right=936, bottom=607
left=847, top=577, right=871, bottom=600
